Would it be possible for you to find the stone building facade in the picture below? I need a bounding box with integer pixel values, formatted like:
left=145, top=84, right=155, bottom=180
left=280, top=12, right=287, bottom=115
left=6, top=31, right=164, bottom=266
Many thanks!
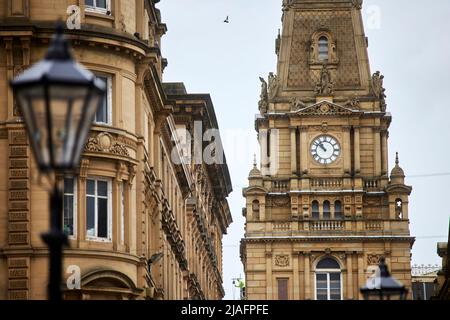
left=241, top=0, right=414, bottom=300
left=0, top=0, right=232, bottom=300
left=434, top=225, right=449, bottom=299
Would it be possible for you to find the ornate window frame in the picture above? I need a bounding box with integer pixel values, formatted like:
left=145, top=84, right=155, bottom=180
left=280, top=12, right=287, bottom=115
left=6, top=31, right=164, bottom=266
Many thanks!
left=314, top=256, right=343, bottom=301
left=309, top=30, right=339, bottom=66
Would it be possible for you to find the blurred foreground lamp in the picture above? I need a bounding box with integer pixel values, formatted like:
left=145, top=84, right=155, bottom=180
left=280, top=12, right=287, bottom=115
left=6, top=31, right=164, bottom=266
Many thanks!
left=360, top=257, right=408, bottom=300
left=11, top=24, right=105, bottom=172
left=10, top=23, right=105, bottom=300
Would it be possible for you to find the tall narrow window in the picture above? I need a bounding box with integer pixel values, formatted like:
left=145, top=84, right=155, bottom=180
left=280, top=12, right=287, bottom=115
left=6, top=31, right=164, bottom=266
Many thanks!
left=395, top=199, right=403, bottom=219
left=312, top=200, right=320, bottom=220
left=315, top=258, right=342, bottom=300
left=252, top=200, right=260, bottom=221
left=277, top=278, right=289, bottom=300
left=94, top=75, right=112, bottom=125
left=86, top=178, right=112, bottom=241
left=323, top=200, right=331, bottom=220
left=318, top=36, right=329, bottom=62
left=63, top=177, right=76, bottom=237
left=85, top=0, right=110, bottom=14
left=334, top=200, right=343, bottom=220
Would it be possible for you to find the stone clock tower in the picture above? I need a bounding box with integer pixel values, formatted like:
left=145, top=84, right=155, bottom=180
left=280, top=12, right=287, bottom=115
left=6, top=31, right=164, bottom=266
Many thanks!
left=241, top=0, right=414, bottom=300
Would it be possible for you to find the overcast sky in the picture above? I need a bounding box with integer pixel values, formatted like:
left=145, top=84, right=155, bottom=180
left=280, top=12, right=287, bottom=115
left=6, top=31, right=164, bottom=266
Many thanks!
left=158, top=0, right=450, bottom=299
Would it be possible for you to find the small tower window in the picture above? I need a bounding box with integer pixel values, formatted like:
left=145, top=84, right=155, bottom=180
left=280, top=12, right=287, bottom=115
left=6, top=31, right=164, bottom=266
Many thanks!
left=334, top=201, right=343, bottom=220
left=395, top=199, right=403, bottom=219
left=318, top=36, right=329, bottom=62
left=312, top=201, right=320, bottom=220
left=323, top=201, right=331, bottom=220
left=252, top=200, right=260, bottom=221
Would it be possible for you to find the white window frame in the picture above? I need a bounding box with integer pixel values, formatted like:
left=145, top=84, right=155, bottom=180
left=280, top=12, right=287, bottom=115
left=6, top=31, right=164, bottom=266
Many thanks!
left=86, top=177, right=112, bottom=242
left=63, top=177, right=77, bottom=239
left=94, top=74, right=113, bottom=125
left=314, top=270, right=343, bottom=301
left=85, top=0, right=111, bottom=15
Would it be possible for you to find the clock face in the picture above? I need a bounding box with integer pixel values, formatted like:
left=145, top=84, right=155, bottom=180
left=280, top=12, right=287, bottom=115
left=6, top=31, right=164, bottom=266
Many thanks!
left=311, top=135, right=341, bottom=165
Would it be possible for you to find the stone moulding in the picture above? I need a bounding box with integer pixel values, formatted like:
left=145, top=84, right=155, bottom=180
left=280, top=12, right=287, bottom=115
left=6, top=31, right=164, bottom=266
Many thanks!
left=275, top=254, right=290, bottom=267
left=84, top=132, right=131, bottom=157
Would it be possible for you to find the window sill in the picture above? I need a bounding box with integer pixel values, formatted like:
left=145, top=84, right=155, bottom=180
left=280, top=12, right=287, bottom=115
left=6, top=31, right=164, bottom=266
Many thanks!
left=85, top=10, right=115, bottom=22
left=94, top=121, right=112, bottom=127
left=86, top=237, right=112, bottom=243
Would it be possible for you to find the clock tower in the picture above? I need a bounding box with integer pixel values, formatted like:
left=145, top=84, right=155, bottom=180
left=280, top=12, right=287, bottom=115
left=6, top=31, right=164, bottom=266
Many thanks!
left=241, top=0, right=414, bottom=300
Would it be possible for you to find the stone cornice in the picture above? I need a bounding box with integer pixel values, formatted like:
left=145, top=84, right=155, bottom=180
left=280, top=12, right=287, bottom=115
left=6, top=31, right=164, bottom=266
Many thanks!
left=243, top=235, right=415, bottom=244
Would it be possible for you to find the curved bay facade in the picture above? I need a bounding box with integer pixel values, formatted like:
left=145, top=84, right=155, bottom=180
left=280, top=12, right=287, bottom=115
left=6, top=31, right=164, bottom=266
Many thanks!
left=0, top=0, right=232, bottom=300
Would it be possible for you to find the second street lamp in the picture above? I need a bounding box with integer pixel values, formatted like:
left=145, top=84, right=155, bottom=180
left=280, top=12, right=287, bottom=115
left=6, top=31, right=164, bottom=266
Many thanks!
left=10, top=23, right=106, bottom=300
left=360, top=257, right=408, bottom=300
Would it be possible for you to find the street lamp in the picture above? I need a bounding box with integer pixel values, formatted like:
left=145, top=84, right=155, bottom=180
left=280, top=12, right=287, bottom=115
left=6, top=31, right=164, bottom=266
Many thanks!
left=10, top=23, right=106, bottom=300
left=360, top=257, right=408, bottom=300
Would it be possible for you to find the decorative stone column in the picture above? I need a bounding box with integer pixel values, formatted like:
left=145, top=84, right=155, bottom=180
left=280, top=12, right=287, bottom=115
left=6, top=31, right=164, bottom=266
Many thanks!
left=346, top=252, right=354, bottom=300
left=381, top=129, right=388, bottom=175
left=374, top=128, right=382, bottom=177
left=290, top=127, right=297, bottom=175
left=7, top=130, right=31, bottom=300
left=259, top=128, right=269, bottom=174
left=353, top=126, right=361, bottom=174
left=292, top=252, right=300, bottom=300
left=299, top=126, right=309, bottom=176
left=266, top=252, right=273, bottom=299
left=303, top=252, right=312, bottom=300
left=357, top=252, right=365, bottom=300
left=343, top=126, right=351, bottom=175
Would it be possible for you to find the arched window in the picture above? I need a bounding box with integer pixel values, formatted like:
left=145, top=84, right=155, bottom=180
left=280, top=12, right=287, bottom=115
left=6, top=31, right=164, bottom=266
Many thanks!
left=252, top=200, right=260, bottom=221
left=323, top=201, right=331, bottom=220
left=315, top=258, right=342, bottom=300
left=334, top=201, right=343, bottom=220
left=395, top=199, right=403, bottom=219
left=318, top=36, right=329, bottom=62
left=312, top=201, right=320, bottom=220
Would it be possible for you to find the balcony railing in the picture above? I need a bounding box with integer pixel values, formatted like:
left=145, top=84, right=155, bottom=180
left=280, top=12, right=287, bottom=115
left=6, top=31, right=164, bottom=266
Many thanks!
left=256, top=219, right=407, bottom=235
left=273, top=221, right=291, bottom=231
left=365, top=220, right=383, bottom=230
left=310, top=220, right=344, bottom=231
left=271, top=180, right=290, bottom=193
left=311, top=178, right=343, bottom=189
left=411, top=264, right=441, bottom=276
left=364, top=179, right=381, bottom=190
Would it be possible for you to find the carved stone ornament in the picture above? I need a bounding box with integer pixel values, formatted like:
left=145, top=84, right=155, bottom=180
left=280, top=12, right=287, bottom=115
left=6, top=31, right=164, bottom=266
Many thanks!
left=85, top=132, right=130, bottom=157
left=292, top=101, right=355, bottom=116
left=271, top=196, right=291, bottom=207
left=268, top=72, right=279, bottom=100
left=344, top=96, right=360, bottom=109
left=258, top=76, right=269, bottom=114
left=315, top=64, right=334, bottom=95
left=371, top=71, right=386, bottom=100
left=290, top=97, right=307, bottom=111
left=275, top=255, right=290, bottom=267
left=367, top=254, right=383, bottom=266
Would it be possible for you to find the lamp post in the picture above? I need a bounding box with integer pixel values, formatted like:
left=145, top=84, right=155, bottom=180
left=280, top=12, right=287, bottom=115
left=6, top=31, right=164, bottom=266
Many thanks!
left=360, top=257, right=408, bottom=300
left=10, top=23, right=106, bottom=300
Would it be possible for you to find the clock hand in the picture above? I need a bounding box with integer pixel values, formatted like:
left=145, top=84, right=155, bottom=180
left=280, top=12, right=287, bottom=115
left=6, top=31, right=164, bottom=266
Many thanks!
left=319, top=143, right=327, bottom=152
